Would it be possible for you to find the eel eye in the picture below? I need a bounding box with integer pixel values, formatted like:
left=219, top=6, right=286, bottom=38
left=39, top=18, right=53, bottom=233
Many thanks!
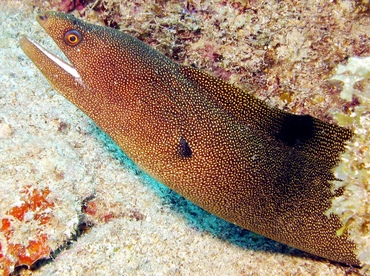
left=64, top=30, right=82, bottom=46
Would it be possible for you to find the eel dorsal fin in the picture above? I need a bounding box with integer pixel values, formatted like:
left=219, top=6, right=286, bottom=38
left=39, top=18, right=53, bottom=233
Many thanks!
left=180, top=65, right=352, bottom=167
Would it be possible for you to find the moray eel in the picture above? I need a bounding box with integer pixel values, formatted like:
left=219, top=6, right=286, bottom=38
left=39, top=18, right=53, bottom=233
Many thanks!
left=19, top=11, right=360, bottom=266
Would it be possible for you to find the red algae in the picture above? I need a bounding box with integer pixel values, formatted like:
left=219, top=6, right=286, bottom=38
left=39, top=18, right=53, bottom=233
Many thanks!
left=0, top=187, right=54, bottom=273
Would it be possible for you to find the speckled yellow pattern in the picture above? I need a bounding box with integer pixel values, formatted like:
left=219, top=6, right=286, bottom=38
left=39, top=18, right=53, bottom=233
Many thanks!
left=20, top=11, right=359, bottom=266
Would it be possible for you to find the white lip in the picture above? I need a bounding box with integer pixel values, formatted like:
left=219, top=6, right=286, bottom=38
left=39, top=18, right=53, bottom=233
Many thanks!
left=28, top=38, right=81, bottom=79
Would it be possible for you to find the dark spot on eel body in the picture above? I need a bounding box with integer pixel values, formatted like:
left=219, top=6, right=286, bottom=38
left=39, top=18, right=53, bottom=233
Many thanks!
left=179, top=136, right=192, bottom=158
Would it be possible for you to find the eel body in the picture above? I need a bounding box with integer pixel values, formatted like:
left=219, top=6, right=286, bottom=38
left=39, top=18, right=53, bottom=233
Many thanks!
left=19, top=11, right=359, bottom=265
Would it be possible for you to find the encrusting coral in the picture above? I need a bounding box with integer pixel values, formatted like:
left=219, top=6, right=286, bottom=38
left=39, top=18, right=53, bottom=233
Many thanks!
left=328, top=57, right=370, bottom=270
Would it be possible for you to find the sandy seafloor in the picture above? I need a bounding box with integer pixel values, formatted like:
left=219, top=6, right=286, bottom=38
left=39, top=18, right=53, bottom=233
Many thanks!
left=0, top=1, right=366, bottom=275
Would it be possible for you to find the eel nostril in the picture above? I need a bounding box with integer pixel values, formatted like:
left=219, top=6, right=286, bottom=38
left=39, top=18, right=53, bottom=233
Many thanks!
left=38, top=14, right=48, bottom=21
